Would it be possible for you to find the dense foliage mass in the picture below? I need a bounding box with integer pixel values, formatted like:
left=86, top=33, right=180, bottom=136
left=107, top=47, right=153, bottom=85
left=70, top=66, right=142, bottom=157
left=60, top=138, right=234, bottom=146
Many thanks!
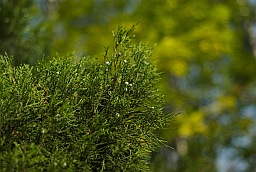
left=0, top=26, right=170, bottom=171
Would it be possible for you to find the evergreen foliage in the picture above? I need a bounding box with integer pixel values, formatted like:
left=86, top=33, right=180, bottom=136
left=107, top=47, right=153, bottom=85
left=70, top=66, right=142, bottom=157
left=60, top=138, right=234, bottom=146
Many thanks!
left=0, top=26, right=170, bottom=171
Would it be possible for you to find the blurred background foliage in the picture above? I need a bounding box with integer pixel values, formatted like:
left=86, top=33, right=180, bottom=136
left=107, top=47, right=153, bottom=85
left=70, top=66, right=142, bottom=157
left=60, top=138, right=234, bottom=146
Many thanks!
left=0, top=0, right=50, bottom=65
left=1, top=0, right=256, bottom=171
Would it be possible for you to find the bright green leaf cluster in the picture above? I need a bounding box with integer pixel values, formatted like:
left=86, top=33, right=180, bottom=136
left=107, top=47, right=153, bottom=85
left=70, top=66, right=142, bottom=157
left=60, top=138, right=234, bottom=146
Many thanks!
left=0, top=26, right=170, bottom=171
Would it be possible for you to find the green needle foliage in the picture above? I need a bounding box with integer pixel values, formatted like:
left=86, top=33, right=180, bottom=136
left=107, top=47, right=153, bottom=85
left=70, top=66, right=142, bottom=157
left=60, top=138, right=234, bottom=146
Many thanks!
left=0, top=26, right=170, bottom=171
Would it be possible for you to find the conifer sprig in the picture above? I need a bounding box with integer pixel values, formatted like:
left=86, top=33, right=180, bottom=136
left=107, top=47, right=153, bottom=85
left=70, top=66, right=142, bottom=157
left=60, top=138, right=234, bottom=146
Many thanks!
left=0, top=26, right=171, bottom=171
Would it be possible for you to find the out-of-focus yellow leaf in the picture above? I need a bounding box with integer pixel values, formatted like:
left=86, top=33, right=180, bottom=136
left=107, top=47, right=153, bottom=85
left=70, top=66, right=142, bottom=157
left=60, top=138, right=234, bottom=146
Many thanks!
left=155, top=37, right=191, bottom=76
left=238, top=117, right=254, bottom=131
left=155, top=37, right=193, bottom=59
left=188, top=24, right=233, bottom=57
left=218, top=95, right=236, bottom=109
left=169, top=59, right=188, bottom=77
left=178, top=111, right=207, bottom=137
left=167, top=0, right=178, bottom=9
left=207, top=95, right=237, bottom=115
left=210, top=4, right=231, bottom=23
